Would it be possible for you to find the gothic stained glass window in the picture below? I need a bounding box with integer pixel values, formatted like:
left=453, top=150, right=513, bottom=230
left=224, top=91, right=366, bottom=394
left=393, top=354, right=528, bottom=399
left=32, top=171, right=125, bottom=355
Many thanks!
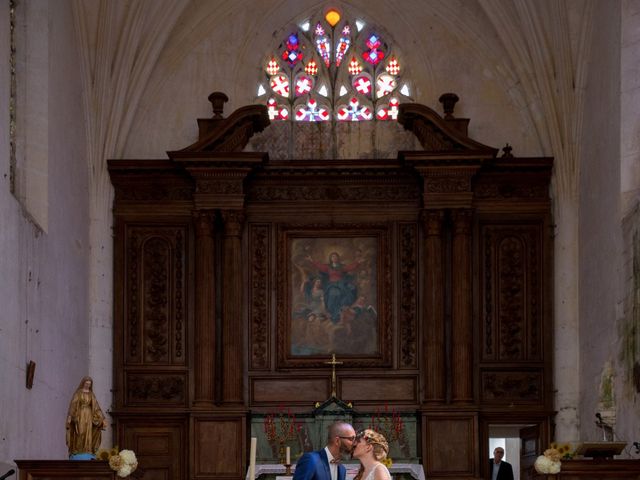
left=256, top=8, right=412, bottom=122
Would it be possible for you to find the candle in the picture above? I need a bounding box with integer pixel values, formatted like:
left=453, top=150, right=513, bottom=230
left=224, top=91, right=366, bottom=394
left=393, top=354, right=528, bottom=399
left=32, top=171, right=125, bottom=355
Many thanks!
left=286, top=446, right=291, bottom=465
left=249, top=437, right=257, bottom=480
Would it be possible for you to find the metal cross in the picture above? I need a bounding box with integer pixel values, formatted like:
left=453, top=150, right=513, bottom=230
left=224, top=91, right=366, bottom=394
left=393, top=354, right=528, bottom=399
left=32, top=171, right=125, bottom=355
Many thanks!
left=324, top=353, right=343, bottom=398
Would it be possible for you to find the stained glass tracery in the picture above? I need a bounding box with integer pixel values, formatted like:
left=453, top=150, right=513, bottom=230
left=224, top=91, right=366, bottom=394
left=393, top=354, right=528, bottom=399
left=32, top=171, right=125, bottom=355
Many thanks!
left=257, top=10, right=412, bottom=122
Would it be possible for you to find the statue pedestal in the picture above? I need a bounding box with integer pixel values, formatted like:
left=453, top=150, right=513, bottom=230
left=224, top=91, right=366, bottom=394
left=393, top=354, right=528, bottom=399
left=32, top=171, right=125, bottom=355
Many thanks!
left=69, top=453, right=96, bottom=460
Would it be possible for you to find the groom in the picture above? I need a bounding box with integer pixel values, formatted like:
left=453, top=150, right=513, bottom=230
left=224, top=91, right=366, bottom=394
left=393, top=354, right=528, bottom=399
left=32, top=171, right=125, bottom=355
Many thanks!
left=292, top=421, right=357, bottom=480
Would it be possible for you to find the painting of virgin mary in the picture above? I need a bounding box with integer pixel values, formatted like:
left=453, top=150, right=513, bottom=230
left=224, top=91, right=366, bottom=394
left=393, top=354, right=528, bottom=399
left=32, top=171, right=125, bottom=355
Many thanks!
left=289, top=236, right=378, bottom=356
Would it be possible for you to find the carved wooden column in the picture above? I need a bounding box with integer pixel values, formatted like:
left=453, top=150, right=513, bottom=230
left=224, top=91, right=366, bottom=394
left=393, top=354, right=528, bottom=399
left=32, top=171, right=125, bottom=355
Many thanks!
left=221, top=209, right=244, bottom=404
left=451, top=208, right=473, bottom=403
left=193, top=211, right=216, bottom=407
left=422, top=210, right=446, bottom=403
left=405, top=156, right=481, bottom=406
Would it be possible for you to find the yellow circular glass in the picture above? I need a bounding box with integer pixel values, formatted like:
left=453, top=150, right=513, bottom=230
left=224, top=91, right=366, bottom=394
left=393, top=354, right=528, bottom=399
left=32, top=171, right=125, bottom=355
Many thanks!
left=325, top=9, right=341, bottom=27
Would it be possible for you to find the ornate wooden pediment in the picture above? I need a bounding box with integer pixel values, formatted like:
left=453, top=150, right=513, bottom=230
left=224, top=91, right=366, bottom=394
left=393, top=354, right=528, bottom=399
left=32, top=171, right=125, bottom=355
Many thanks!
left=163, top=90, right=503, bottom=162
left=167, top=92, right=270, bottom=156
left=398, top=95, right=498, bottom=158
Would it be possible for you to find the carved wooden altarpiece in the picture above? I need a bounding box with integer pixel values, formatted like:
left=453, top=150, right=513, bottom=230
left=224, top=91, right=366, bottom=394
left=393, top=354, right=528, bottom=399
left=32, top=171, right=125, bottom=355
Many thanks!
left=108, top=92, right=554, bottom=480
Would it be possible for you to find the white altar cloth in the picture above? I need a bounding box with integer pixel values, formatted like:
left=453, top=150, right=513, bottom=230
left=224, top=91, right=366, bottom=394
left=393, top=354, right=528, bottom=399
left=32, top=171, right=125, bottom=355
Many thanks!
left=246, top=463, right=425, bottom=480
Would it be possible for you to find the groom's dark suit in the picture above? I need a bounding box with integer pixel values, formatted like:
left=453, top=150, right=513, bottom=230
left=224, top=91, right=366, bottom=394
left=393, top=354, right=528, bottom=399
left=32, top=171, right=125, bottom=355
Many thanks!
left=293, top=449, right=346, bottom=480
left=489, top=460, right=514, bottom=480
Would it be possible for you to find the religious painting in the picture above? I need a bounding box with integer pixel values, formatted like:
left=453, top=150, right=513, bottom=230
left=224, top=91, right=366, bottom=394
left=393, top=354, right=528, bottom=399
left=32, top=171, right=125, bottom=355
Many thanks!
left=277, top=225, right=392, bottom=368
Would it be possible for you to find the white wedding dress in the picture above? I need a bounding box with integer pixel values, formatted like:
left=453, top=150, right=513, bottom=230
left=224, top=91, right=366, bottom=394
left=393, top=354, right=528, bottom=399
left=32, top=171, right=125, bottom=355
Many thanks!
left=364, top=463, right=391, bottom=480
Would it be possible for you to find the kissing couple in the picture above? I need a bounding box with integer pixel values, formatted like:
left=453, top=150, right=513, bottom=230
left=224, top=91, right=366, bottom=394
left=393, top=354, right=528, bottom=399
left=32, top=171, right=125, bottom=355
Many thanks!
left=292, top=421, right=391, bottom=480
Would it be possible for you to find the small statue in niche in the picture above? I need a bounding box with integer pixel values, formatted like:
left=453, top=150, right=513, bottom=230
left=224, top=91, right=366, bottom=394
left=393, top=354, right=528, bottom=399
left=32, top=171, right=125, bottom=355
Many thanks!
left=596, top=361, right=617, bottom=441
left=66, top=376, right=108, bottom=459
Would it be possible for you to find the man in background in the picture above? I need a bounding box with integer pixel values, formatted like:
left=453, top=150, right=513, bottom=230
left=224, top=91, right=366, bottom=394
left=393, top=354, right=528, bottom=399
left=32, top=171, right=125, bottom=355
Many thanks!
left=489, top=447, right=514, bottom=480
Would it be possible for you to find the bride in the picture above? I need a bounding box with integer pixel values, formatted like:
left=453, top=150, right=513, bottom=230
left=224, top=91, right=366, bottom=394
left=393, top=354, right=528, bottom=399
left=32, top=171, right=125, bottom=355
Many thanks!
left=351, top=429, right=391, bottom=480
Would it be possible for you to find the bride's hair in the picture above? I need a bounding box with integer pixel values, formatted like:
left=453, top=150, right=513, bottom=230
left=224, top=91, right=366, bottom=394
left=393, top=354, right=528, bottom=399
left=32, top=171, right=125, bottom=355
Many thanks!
left=353, top=429, right=389, bottom=480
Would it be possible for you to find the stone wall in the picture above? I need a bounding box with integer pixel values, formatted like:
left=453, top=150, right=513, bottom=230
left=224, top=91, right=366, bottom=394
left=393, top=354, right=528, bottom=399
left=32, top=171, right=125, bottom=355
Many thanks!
left=577, top=0, right=623, bottom=446
left=0, top=0, right=92, bottom=465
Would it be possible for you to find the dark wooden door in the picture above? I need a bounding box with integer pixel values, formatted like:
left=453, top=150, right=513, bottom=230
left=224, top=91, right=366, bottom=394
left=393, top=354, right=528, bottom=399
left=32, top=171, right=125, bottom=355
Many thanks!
left=520, top=425, right=540, bottom=480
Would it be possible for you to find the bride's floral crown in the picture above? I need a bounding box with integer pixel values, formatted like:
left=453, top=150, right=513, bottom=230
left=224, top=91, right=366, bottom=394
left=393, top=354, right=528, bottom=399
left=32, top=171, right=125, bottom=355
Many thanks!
left=356, top=429, right=389, bottom=454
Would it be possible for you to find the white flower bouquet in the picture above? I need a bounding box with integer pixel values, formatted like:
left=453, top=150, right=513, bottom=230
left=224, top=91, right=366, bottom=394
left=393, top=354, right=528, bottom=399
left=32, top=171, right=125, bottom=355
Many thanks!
left=105, top=448, right=138, bottom=478
left=534, top=448, right=562, bottom=474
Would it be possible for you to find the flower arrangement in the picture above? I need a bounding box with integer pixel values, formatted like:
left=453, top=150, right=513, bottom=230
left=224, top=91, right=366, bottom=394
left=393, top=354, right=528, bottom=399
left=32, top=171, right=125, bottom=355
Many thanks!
left=369, top=404, right=404, bottom=442
left=96, top=447, right=120, bottom=461
left=263, top=406, right=302, bottom=464
left=96, top=447, right=138, bottom=478
left=534, top=448, right=562, bottom=474
left=550, top=442, right=574, bottom=459
left=381, top=457, right=393, bottom=468
left=263, top=407, right=301, bottom=443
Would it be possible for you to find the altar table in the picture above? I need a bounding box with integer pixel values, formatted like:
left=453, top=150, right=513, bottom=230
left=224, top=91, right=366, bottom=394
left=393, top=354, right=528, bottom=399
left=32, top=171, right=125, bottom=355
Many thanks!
left=246, top=463, right=425, bottom=480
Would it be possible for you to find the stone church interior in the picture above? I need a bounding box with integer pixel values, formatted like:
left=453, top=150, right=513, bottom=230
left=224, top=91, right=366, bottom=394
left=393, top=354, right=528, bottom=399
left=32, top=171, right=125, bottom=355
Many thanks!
left=2, top=1, right=640, bottom=480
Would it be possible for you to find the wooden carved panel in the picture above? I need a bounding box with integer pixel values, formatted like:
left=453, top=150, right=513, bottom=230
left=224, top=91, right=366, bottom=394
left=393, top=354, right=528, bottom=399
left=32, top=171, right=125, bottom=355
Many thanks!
left=480, top=223, right=543, bottom=361
left=193, top=417, right=244, bottom=478
left=113, top=166, right=194, bottom=203
left=398, top=223, right=418, bottom=369
left=120, top=421, right=185, bottom=480
left=125, top=372, right=187, bottom=406
left=474, top=173, right=550, bottom=202
left=249, top=182, right=420, bottom=202
left=125, top=225, right=188, bottom=365
left=424, top=415, right=476, bottom=476
left=251, top=377, right=329, bottom=404
left=339, top=376, right=418, bottom=403
left=249, top=224, right=271, bottom=370
left=480, top=369, right=543, bottom=405
left=247, top=170, right=421, bottom=203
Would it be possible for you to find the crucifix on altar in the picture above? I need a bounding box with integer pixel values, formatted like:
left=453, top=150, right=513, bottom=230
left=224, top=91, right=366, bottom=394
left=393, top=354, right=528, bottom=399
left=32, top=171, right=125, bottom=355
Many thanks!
left=324, top=353, right=343, bottom=398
